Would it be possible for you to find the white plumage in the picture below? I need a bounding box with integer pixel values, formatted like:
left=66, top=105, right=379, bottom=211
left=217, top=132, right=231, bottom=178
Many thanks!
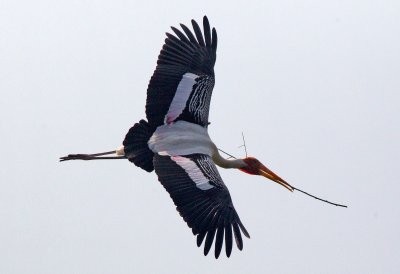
left=148, top=120, right=214, bottom=157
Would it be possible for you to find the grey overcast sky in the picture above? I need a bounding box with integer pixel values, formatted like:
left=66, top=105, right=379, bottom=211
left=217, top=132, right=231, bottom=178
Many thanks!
left=1, top=0, right=399, bottom=273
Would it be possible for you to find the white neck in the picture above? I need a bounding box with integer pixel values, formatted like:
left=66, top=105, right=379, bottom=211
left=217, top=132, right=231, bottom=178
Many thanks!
left=211, top=145, right=247, bottom=169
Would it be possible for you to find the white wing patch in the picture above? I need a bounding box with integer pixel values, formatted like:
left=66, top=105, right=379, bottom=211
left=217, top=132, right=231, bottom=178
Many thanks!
left=171, top=156, right=214, bottom=191
left=164, top=72, right=198, bottom=124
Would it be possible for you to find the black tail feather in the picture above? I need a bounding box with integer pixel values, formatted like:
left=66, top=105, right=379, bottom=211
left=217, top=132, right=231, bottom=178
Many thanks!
left=123, top=119, right=155, bottom=172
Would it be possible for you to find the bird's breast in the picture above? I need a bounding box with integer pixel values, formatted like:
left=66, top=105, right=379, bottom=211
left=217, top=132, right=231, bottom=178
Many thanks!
left=148, top=121, right=214, bottom=157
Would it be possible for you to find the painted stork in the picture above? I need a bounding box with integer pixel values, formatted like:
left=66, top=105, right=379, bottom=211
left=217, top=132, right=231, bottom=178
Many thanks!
left=60, top=16, right=294, bottom=258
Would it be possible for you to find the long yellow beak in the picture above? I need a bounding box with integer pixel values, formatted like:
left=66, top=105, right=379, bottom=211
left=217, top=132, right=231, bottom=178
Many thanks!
left=259, top=166, right=294, bottom=192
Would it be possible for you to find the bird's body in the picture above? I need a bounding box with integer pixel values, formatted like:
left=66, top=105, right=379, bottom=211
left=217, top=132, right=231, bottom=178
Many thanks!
left=148, top=120, right=215, bottom=157
left=61, top=16, right=294, bottom=258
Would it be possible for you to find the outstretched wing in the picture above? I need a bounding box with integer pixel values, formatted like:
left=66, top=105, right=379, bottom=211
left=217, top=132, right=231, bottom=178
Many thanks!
left=153, top=153, right=250, bottom=258
left=145, top=16, right=217, bottom=129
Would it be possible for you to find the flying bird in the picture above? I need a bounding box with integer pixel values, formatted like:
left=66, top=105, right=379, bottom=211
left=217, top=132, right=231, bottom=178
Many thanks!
left=60, top=16, right=294, bottom=258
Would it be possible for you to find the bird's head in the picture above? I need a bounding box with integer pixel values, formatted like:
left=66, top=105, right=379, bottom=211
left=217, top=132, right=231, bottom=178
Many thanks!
left=239, top=157, right=294, bottom=192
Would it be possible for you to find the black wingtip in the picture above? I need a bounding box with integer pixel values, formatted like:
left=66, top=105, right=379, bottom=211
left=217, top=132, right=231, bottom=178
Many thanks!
left=211, top=27, right=217, bottom=51
left=214, top=227, right=224, bottom=259
left=202, top=16, right=211, bottom=47
left=238, top=221, right=251, bottom=239
left=197, top=232, right=206, bottom=247
left=202, top=16, right=210, bottom=29
left=232, top=223, right=243, bottom=251
left=180, top=23, right=198, bottom=45
left=225, top=224, right=233, bottom=257
left=203, top=228, right=216, bottom=256
left=191, top=19, right=205, bottom=46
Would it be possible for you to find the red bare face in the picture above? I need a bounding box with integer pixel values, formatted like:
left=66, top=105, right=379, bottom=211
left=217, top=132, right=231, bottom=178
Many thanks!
left=239, top=157, right=294, bottom=192
left=239, top=157, right=263, bottom=175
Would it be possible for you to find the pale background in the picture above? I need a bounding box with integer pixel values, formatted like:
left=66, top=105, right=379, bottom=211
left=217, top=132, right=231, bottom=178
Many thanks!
left=1, top=0, right=399, bottom=273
